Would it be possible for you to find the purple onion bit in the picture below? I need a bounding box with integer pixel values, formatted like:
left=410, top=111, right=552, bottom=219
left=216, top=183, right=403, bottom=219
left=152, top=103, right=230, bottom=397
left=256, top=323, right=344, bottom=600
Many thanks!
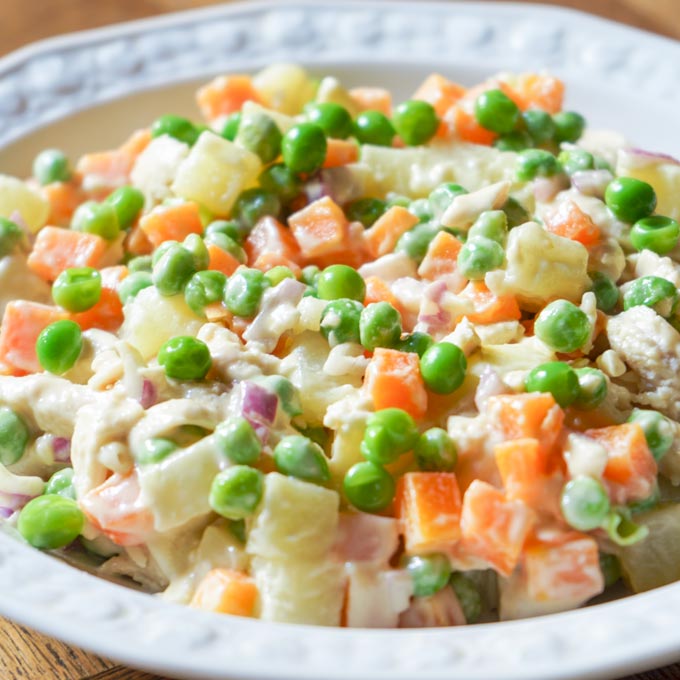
left=625, top=147, right=680, bottom=167
left=240, top=381, right=279, bottom=443
left=571, top=169, right=614, bottom=199
left=52, top=437, right=72, bottom=463
left=0, top=492, right=35, bottom=518
left=140, top=379, right=158, bottom=409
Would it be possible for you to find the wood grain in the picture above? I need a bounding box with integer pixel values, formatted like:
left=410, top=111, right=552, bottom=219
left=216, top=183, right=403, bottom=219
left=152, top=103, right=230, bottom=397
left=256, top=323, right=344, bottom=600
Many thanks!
left=0, top=1, right=679, bottom=679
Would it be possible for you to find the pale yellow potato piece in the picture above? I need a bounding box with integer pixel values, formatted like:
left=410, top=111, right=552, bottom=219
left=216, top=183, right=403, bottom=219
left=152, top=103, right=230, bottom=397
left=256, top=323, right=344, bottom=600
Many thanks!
left=0, top=175, right=49, bottom=233
left=252, top=63, right=316, bottom=116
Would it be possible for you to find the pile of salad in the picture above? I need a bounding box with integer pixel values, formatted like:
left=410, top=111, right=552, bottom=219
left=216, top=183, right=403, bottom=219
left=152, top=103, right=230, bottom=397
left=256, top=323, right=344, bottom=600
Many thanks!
left=1, top=63, right=680, bottom=627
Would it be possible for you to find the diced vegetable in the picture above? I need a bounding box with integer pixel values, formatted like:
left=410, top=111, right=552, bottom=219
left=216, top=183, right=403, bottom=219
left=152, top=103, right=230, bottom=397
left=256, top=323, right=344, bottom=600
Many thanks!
left=190, top=568, right=258, bottom=616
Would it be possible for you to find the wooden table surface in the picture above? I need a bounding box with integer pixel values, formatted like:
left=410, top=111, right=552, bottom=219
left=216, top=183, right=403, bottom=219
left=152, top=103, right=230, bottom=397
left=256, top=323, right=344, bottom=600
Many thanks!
left=1, top=1, right=680, bottom=679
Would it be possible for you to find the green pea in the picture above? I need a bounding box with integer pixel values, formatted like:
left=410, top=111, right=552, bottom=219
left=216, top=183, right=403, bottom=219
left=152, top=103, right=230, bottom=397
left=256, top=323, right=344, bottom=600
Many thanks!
left=589, top=271, right=619, bottom=313
left=232, top=188, right=281, bottom=231
left=414, top=427, right=457, bottom=472
left=173, top=424, right=210, bottom=447
left=501, top=197, right=531, bottom=228
left=273, top=435, right=330, bottom=483
left=392, top=100, right=439, bottom=146
left=203, top=232, right=247, bottom=264
left=184, top=270, right=227, bottom=316
left=553, top=111, right=586, bottom=143
left=558, top=149, right=595, bottom=176
left=33, top=149, right=71, bottom=185
left=360, top=408, right=419, bottom=465
left=343, top=461, right=395, bottom=512
left=236, top=112, right=283, bottom=164
left=182, top=233, right=209, bottom=271
left=0, top=407, right=29, bottom=466
left=573, top=367, right=608, bottom=410
left=317, top=264, right=366, bottom=302
left=623, top=276, right=678, bottom=318
left=301, top=265, right=321, bottom=287
left=534, top=299, right=591, bottom=353
left=105, top=186, right=144, bottom=229
left=604, top=177, right=657, bottom=224
left=256, top=375, right=302, bottom=417
left=457, top=236, right=505, bottom=280
left=18, top=495, right=84, bottom=550
left=306, top=102, right=354, bottom=139
left=45, top=468, right=75, bottom=500
left=494, top=130, right=532, bottom=152
left=36, top=320, right=82, bottom=375
left=521, top=109, right=555, bottom=145
left=224, top=268, right=269, bottom=318
left=127, top=255, right=153, bottom=273
left=296, top=425, right=330, bottom=450
left=628, top=485, right=660, bottom=514
left=397, top=331, right=434, bottom=358
left=354, top=110, right=395, bottom=146
left=516, top=149, right=561, bottom=182
left=151, top=240, right=179, bottom=266
left=151, top=114, right=199, bottom=145
left=346, top=198, right=388, bottom=228
left=420, top=342, right=467, bottom=394
left=209, top=466, right=264, bottom=520
left=627, top=408, right=674, bottom=462
left=52, top=267, right=102, bottom=312
left=560, top=476, right=610, bottom=531
left=157, top=336, right=212, bottom=381
left=525, top=361, right=579, bottom=408
left=205, top=219, right=248, bottom=245
left=320, top=298, right=363, bottom=346
left=408, top=198, right=434, bottom=223
left=72, top=201, right=120, bottom=240
left=359, top=301, right=402, bottom=351
left=630, top=216, right=680, bottom=255
left=152, top=244, right=197, bottom=296
left=468, top=210, right=508, bottom=245
left=428, top=183, right=468, bottom=220
left=449, top=572, right=482, bottom=623
left=220, top=112, right=241, bottom=141
left=599, top=552, right=621, bottom=588
left=386, top=194, right=411, bottom=209
left=136, top=437, right=178, bottom=465
left=281, top=123, right=327, bottom=174
left=118, top=271, right=153, bottom=304
left=403, top=554, right=452, bottom=598
left=228, top=518, right=247, bottom=543
left=263, top=266, right=295, bottom=287
left=258, top=164, right=301, bottom=204
left=0, top=217, right=24, bottom=257
left=474, top=89, right=520, bottom=134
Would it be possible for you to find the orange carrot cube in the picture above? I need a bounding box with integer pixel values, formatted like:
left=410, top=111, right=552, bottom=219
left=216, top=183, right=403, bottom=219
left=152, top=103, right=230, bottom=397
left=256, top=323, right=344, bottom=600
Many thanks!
left=349, top=87, right=392, bottom=116
left=207, top=243, right=241, bottom=277
left=412, top=74, right=467, bottom=117
left=139, top=201, right=203, bottom=248
left=288, top=196, right=349, bottom=258
left=362, top=206, right=419, bottom=259
left=396, top=472, right=462, bottom=554
left=196, top=74, right=266, bottom=120
left=323, top=138, right=360, bottom=168
left=41, top=182, right=83, bottom=227
left=450, top=106, right=497, bottom=146
left=544, top=200, right=600, bottom=246
left=514, top=74, right=565, bottom=114
left=190, top=568, right=258, bottom=617
left=459, top=281, right=521, bottom=324
left=417, top=231, right=463, bottom=280
left=245, top=216, right=301, bottom=266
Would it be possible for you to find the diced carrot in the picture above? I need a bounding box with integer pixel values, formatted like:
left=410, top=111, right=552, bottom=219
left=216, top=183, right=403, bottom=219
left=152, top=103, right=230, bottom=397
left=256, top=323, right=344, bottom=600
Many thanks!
left=41, top=182, right=83, bottom=226
left=323, top=138, right=360, bottom=168
left=450, top=106, right=497, bottom=146
left=585, top=423, right=657, bottom=504
left=460, top=480, right=534, bottom=576
left=514, top=74, right=565, bottom=114
left=417, top=231, right=463, bottom=280
left=71, top=266, right=127, bottom=332
left=362, top=206, right=419, bottom=259
left=27, top=226, right=108, bottom=282
left=0, top=301, right=68, bottom=374
left=118, top=128, right=152, bottom=158
left=497, top=81, right=527, bottom=112
left=486, top=392, right=564, bottom=456
left=363, top=348, right=427, bottom=420
left=207, top=243, right=241, bottom=277
left=245, top=216, right=301, bottom=266
left=79, top=471, right=155, bottom=546
left=544, top=200, right=600, bottom=246
left=459, top=281, right=521, bottom=324
left=364, top=276, right=399, bottom=310
left=523, top=530, right=603, bottom=605
left=196, top=74, right=266, bottom=120
left=190, top=568, right=258, bottom=616
left=139, top=202, right=203, bottom=248
left=494, top=437, right=549, bottom=509
left=124, top=224, right=153, bottom=256
left=396, top=472, right=462, bottom=554
left=251, top=252, right=302, bottom=277
left=412, top=74, right=467, bottom=117
left=349, top=87, right=392, bottom=116
left=288, top=196, right=349, bottom=258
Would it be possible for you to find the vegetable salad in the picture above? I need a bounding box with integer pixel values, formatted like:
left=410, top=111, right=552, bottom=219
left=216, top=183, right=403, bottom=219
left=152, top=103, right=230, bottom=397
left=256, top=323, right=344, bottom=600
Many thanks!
left=1, top=63, right=680, bottom=627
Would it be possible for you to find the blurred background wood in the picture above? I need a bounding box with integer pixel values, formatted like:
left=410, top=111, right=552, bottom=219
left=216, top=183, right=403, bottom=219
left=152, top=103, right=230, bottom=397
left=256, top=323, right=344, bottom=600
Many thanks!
left=0, top=1, right=679, bottom=679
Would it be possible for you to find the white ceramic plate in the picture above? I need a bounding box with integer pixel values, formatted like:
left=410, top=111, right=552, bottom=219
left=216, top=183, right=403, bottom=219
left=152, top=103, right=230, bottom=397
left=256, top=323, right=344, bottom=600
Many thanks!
left=1, top=2, right=680, bottom=679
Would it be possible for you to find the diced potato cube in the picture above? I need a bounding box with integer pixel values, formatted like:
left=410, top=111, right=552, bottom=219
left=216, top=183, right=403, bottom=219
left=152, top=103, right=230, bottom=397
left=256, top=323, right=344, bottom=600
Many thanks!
left=131, top=135, right=189, bottom=205
left=252, top=63, right=316, bottom=115
left=251, top=556, right=344, bottom=625
left=315, top=76, right=360, bottom=117
left=0, top=175, right=49, bottom=233
left=247, top=472, right=339, bottom=560
left=171, top=132, right=261, bottom=216
left=236, top=100, right=297, bottom=138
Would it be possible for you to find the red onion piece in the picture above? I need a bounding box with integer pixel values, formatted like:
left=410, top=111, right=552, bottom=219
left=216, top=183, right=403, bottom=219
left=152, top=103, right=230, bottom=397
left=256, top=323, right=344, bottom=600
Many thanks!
left=140, top=379, right=158, bottom=409
left=623, top=148, right=680, bottom=167
left=416, top=280, right=452, bottom=335
left=333, top=513, right=399, bottom=564
left=240, top=381, right=278, bottom=443
left=52, top=437, right=72, bottom=463
left=571, top=169, right=614, bottom=198
left=0, top=492, right=34, bottom=518
left=533, top=174, right=569, bottom=203
left=303, top=168, right=362, bottom=206
left=474, top=366, right=510, bottom=411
